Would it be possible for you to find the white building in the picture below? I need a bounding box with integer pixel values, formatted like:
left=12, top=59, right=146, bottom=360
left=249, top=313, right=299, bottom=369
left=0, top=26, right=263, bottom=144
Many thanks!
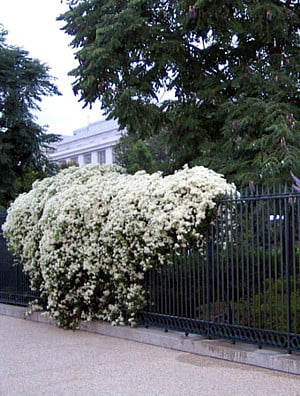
left=48, top=119, right=123, bottom=167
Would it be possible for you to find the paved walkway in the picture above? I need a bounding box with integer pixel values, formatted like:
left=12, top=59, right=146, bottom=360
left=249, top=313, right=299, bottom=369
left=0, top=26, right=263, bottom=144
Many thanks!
left=0, top=316, right=299, bottom=396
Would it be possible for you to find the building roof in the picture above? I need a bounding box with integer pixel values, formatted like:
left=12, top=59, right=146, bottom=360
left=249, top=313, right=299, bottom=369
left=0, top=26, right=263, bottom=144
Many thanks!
left=49, top=119, right=124, bottom=161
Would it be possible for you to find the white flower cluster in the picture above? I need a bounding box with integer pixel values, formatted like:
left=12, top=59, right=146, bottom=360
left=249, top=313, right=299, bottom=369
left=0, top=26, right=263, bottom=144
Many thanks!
left=3, top=164, right=235, bottom=328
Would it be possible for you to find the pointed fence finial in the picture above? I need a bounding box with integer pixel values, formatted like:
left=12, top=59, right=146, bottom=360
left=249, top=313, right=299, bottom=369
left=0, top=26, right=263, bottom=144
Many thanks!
left=249, top=180, right=255, bottom=194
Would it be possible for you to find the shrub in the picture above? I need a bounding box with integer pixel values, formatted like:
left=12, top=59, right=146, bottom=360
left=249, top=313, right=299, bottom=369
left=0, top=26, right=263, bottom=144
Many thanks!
left=251, top=276, right=300, bottom=333
left=3, top=164, right=235, bottom=328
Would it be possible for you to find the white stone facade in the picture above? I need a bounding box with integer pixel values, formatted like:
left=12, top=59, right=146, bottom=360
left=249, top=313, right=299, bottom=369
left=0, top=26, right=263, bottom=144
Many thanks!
left=48, top=119, right=123, bottom=167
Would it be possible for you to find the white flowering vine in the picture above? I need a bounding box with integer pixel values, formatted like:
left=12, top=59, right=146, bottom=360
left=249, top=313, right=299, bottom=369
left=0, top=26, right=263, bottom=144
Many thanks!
left=3, top=164, right=235, bottom=328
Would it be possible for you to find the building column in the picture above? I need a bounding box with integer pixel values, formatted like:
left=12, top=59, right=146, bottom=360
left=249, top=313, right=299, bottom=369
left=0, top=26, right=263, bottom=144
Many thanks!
left=78, top=154, right=84, bottom=167
left=106, top=147, right=113, bottom=164
left=91, top=151, right=98, bottom=164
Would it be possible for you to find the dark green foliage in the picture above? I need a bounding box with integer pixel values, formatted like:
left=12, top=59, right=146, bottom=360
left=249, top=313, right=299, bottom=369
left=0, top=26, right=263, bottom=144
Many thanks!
left=0, top=27, right=60, bottom=208
left=60, top=1, right=300, bottom=186
left=115, top=136, right=156, bottom=174
left=252, top=276, right=300, bottom=333
left=114, top=130, right=174, bottom=174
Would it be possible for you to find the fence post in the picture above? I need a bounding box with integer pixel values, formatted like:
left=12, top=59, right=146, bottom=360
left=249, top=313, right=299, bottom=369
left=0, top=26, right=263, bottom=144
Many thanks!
left=205, top=229, right=211, bottom=337
left=284, top=190, right=292, bottom=353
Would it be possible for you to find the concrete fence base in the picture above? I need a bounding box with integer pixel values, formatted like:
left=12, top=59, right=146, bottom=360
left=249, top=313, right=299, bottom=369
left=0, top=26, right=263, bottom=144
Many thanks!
left=0, top=303, right=299, bottom=376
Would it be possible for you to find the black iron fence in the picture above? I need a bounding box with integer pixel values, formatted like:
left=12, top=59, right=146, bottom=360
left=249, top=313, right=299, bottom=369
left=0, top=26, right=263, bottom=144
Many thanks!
left=138, top=187, right=300, bottom=352
left=0, top=211, right=38, bottom=306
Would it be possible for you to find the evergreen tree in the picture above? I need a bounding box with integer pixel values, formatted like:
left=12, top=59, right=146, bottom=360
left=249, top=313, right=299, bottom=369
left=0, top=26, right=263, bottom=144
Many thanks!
left=0, top=27, right=60, bottom=208
left=60, top=0, right=300, bottom=186
left=115, top=130, right=174, bottom=174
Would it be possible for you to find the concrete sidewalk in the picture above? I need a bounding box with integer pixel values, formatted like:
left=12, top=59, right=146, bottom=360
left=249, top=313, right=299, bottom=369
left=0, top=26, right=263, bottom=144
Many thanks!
left=0, top=315, right=300, bottom=396
left=1, top=303, right=300, bottom=376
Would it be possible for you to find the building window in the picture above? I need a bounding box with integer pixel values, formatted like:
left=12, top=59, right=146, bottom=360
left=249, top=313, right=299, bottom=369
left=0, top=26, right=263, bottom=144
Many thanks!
left=98, top=149, right=106, bottom=165
left=69, top=156, right=78, bottom=165
left=58, top=159, right=67, bottom=165
left=84, top=153, right=92, bottom=164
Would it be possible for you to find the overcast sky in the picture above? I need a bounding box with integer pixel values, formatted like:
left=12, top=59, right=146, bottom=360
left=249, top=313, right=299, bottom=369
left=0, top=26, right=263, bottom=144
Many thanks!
left=0, top=0, right=104, bottom=136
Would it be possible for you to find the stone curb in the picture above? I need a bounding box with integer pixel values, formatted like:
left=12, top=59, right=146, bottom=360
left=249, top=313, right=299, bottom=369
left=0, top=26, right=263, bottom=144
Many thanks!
left=1, top=303, right=299, bottom=376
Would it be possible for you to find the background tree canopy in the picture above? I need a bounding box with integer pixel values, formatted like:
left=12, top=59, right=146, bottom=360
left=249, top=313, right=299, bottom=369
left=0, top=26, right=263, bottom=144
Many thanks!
left=60, top=0, right=300, bottom=186
left=0, top=27, right=60, bottom=209
left=114, top=129, right=174, bottom=174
